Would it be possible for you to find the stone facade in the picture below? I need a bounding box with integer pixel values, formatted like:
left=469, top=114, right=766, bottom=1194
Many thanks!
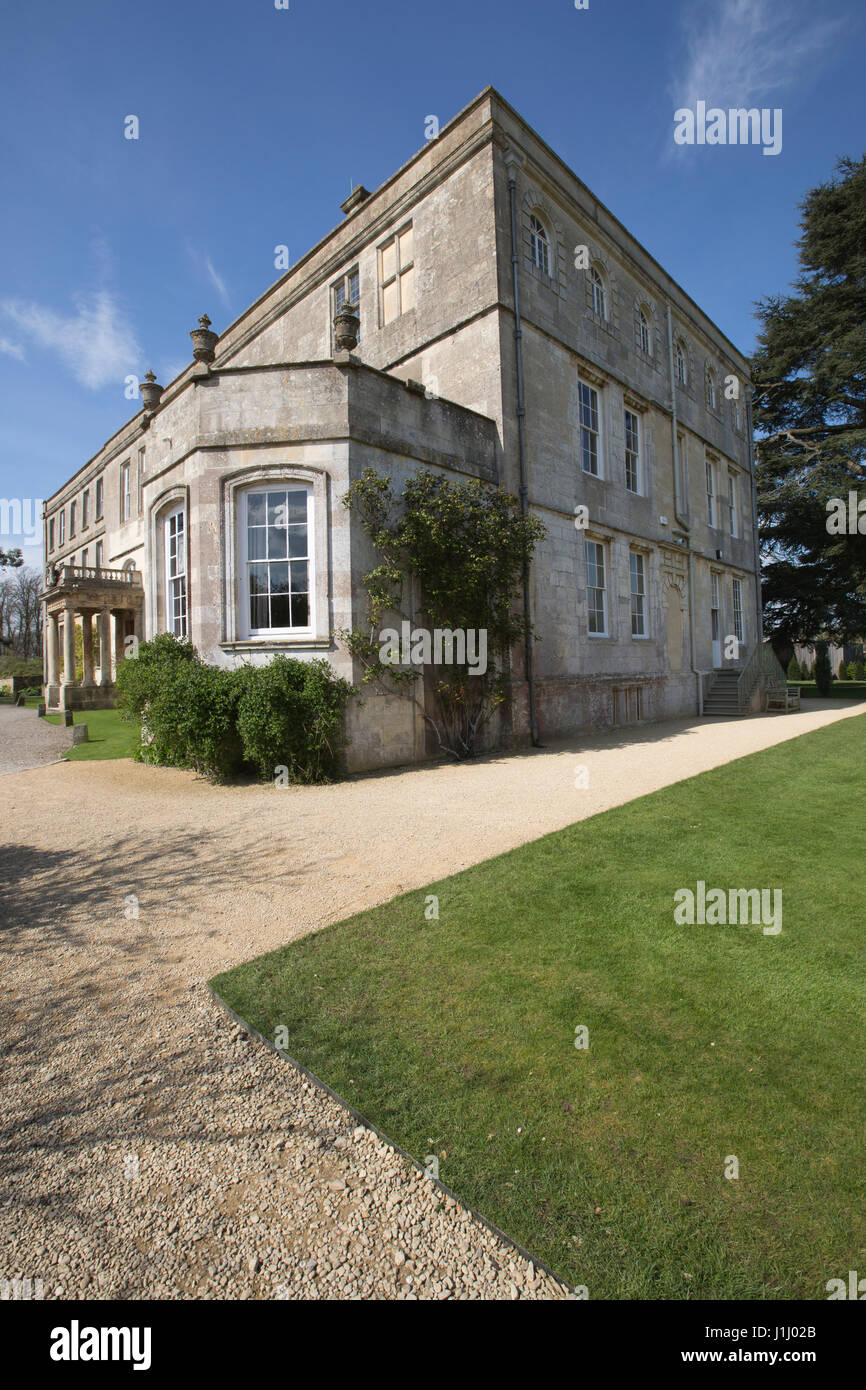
left=41, top=88, right=759, bottom=771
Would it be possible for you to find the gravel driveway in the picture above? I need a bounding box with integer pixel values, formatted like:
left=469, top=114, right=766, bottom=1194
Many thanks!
left=0, top=704, right=70, bottom=776
left=1, top=700, right=863, bottom=1300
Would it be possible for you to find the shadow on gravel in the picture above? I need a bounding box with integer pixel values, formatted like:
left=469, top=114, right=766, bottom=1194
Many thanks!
left=0, top=830, right=323, bottom=1210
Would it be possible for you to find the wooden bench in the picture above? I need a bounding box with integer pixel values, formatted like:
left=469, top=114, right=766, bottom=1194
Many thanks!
left=766, top=684, right=801, bottom=712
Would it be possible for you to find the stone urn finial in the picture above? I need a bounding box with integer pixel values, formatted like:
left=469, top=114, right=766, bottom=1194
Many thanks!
left=190, top=313, right=218, bottom=363
left=139, top=369, right=164, bottom=410
left=333, top=301, right=360, bottom=353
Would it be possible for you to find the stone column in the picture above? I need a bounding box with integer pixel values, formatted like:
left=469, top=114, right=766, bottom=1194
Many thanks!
left=113, top=610, right=127, bottom=677
left=62, top=605, right=77, bottom=687
left=81, top=611, right=95, bottom=686
left=98, top=609, right=112, bottom=686
left=47, top=611, right=60, bottom=687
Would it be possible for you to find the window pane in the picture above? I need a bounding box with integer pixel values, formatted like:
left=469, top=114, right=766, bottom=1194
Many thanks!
left=381, top=242, right=396, bottom=281
left=269, top=562, right=289, bottom=597
left=285, top=490, right=307, bottom=524
left=247, top=492, right=266, bottom=525
left=400, top=266, right=415, bottom=312
left=291, top=592, right=309, bottom=627
left=250, top=593, right=269, bottom=630
left=383, top=279, right=399, bottom=324
left=270, top=593, right=290, bottom=628
left=249, top=563, right=267, bottom=597
left=267, top=492, right=287, bottom=526
left=398, top=227, right=414, bottom=267
left=334, top=283, right=346, bottom=312
left=349, top=271, right=359, bottom=302
left=268, top=525, right=288, bottom=559
left=287, top=525, right=307, bottom=559
left=248, top=526, right=266, bottom=561
left=290, top=559, right=308, bottom=592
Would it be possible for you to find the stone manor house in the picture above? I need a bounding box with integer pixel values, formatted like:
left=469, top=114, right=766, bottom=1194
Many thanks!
left=41, top=88, right=762, bottom=771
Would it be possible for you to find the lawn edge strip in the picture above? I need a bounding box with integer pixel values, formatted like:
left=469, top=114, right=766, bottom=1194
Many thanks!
left=206, top=982, right=576, bottom=1299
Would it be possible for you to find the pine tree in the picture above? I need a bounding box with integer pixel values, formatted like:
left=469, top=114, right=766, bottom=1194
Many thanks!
left=752, top=155, right=866, bottom=643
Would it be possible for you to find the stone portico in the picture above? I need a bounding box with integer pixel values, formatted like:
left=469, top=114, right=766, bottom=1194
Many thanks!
left=41, top=565, right=144, bottom=712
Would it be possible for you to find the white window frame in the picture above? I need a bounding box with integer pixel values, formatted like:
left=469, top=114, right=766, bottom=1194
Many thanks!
left=165, top=504, right=187, bottom=639
left=630, top=551, right=647, bottom=637
left=238, top=485, right=315, bottom=640
left=529, top=214, right=551, bottom=275
left=706, top=460, right=716, bottom=527
left=732, top=578, right=744, bottom=644
left=121, top=461, right=131, bottom=523
left=585, top=538, right=608, bottom=637
left=138, top=447, right=146, bottom=516
left=579, top=380, right=602, bottom=477
left=728, top=473, right=738, bottom=537
left=624, top=409, right=640, bottom=494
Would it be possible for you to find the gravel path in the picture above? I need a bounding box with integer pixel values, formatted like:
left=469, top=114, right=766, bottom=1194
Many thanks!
left=1, top=699, right=863, bottom=1300
left=0, top=704, right=70, bottom=777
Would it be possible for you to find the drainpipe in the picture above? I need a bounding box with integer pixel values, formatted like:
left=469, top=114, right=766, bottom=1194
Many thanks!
left=667, top=303, right=701, bottom=713
left=507, top=159, right=539, bottom=746
left=666, top=305, right=687, bottom=527
left=745, top=390, right=764, bottom=647
left=688, top=547, right=703, bottom=716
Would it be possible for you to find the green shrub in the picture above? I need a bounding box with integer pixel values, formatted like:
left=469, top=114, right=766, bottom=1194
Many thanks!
left=856, top=660, right=866, bottom=681
left=119, top=637, right=353, bottom=784
left=142, top=661, right=246, bottom=781
left=815, top=643, right=834, bottom=696
left=786, top=656, right=802, bottom=681
left=235, top=657, right=353, bottom=783
left=115, top=632, right=198, bottom=722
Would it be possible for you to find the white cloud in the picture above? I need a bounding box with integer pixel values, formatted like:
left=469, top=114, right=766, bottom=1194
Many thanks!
left=673, top=0, right=845, bottom=109
left=204, top=255, right=231, bottom=310
left=0, top=337, right=25, bottom=362
left=1, top=291, right=141, bottom=390
left=186, top=241, right=231, bottom=312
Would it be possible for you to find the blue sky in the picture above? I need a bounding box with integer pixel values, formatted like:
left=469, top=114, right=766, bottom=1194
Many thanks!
left=1, top=0, right=863, bottom=567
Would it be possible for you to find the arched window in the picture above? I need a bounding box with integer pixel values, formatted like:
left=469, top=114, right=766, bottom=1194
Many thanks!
left=675, top=340, right=688, bottom=386
left=165, top=506, right=187, bottom=638
left=637, top=306, right=652, bottom=355
left=529, top=215, right=551, bottom=275
left=706, top=367, right=717, bottom=410
left=590, top=265, right=607, bottom=319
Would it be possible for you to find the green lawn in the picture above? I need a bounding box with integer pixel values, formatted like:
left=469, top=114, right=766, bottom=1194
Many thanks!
left=212, top=715, right=866, bottom=1300
left=44, top=707, right=140, bottom=761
